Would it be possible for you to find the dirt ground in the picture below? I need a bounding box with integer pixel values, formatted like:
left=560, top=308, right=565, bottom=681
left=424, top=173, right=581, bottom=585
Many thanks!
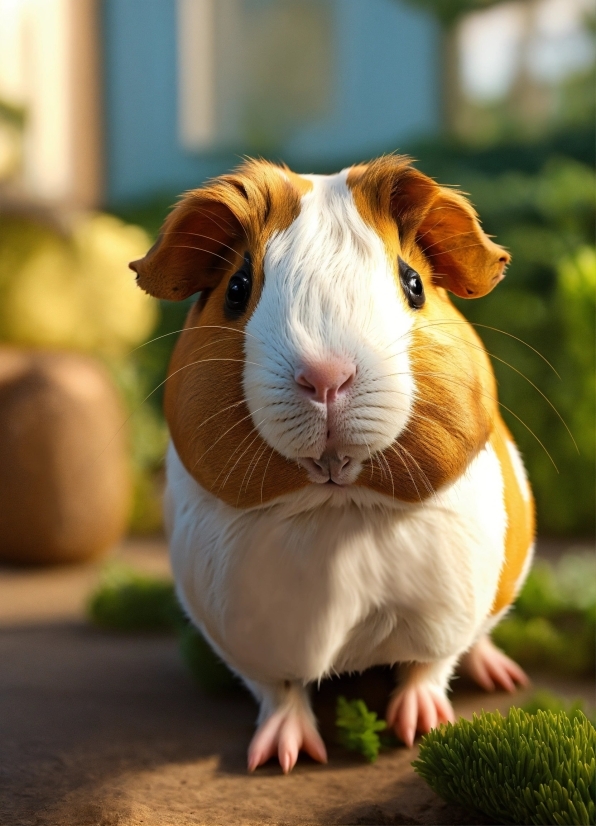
left=1, top=537, right=593, bottom=826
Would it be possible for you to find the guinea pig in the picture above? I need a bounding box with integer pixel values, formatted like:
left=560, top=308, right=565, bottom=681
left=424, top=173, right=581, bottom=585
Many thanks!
left=130, top=156, right=534, bottom=774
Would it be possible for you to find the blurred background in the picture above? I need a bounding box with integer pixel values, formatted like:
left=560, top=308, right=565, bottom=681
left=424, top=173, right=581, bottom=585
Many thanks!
left=0, top=0, right=593, bottom=544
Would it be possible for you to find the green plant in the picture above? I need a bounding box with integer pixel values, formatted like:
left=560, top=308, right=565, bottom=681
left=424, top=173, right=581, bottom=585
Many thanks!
left=336, top=696, right=387, bottom=763
left=492, top=552, right=596, bottom=677
left=87, top=565, right=183, bottom=633
left=413, top=707, right=596, bottom=825
left=522, top=690, right=596, bottom=728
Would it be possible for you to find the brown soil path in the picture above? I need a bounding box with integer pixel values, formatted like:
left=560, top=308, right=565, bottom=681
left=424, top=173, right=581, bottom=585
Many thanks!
left=0, top=538, right=592, bottom=826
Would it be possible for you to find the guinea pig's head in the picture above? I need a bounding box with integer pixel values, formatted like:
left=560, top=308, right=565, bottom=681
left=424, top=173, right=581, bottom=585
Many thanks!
left=130, top=157, right=509, bottom=508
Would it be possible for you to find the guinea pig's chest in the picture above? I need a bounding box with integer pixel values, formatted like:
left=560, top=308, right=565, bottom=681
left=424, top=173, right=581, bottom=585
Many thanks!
left=167, top=443, right=507, bottom=684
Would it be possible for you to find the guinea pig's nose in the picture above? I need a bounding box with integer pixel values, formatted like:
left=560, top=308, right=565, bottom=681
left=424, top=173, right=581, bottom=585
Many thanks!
left=294, top=359, right=356, bottom=405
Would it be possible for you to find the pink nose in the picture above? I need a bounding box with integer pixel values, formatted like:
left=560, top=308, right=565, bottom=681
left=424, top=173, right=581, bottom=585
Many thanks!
left=295, top=358, right=356, bottom=405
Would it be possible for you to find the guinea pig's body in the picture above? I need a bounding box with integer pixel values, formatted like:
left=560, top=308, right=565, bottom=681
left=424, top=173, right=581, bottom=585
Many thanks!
left=131, top=159, right=534, bottom=772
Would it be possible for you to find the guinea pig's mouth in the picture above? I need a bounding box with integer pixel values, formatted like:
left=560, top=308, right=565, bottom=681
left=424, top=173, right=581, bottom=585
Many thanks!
left=297, top=453, right=362, bottom=486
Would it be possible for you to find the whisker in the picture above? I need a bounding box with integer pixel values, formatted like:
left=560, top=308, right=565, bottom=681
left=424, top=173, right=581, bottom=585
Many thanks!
left=243, top=441, right=271, bottom=498
left=388, top=443, right=423, bottom=504
left=260, top=445, right=278, bottom=505
left=217, top=420, right=268, bottom=493
left=128, top=324, right=265, bottom=355
left=411, top=318, right=559, bottom=378
left=168, top=244, right=238, bottom=268
left=406, top=370, right=559, bottom=471
left=191, top=405, right=268, bottom=472
left=163, top=229, right=242, bottom=257
left=420, top=230, right=476, bottom=255
left=392, top=437, right=436, bottom=501
left=377, top=451, right=395, bottom=499
left=422, top=327, right=577, bottom=453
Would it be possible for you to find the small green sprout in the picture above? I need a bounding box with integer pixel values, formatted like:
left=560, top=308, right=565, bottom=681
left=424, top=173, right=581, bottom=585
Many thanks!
left=413, top=707, right=596, bottom=825
left=336, top=696, right=387, bottom=762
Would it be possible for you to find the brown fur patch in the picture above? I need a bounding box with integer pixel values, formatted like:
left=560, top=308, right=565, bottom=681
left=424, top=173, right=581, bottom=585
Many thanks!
left=347, top=156, right=510, bottom=299
left=160, top=161, right=311, bottom=507
left=490, top=418, right=535, bottom=615
left=357, top=296, right=496, bottom=500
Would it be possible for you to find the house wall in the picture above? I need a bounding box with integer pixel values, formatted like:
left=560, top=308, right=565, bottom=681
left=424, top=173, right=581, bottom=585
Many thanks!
left=102, top=0, right=440, bottom=207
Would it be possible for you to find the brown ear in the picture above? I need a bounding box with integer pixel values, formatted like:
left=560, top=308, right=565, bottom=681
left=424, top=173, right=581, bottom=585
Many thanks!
left=129, top=193, right=246, bottom=301
left=414, top=187, right=510, bottom=298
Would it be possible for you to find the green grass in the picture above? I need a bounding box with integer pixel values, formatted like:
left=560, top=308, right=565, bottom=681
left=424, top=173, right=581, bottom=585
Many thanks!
left=413, top=707, right=596, bottom=825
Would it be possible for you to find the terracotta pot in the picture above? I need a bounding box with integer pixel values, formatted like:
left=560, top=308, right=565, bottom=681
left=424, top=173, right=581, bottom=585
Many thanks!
left=0, top=348, right=131, bottom=564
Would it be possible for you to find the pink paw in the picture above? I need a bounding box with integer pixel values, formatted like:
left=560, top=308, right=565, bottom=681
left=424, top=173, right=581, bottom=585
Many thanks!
left=386, top=683, right=455, bottom=747
left=459, top=636, right=529, bottom=693
left=247, top=708, right=328, bottom=774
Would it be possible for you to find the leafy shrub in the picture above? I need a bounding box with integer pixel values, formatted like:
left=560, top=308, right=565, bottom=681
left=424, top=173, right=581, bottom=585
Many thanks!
left=336, top=696, right=387, bottom=762
left=413, top=707, right=596, bottom=825
left=87, top=564, right=183, bottom=633
left=492, top=552, right=596, bottom=677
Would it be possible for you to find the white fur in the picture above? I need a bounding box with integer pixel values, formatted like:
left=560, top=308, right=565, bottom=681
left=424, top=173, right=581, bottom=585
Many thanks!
left=166, top=437, right=507, bottom=694
left=506, top=439, right=531, bottom=503
left=243, top=171, right=414, bottom=468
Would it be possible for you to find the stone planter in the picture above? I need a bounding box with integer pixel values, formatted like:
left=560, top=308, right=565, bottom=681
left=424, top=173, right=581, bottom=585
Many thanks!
left=0, top=348, right=131, bottom=564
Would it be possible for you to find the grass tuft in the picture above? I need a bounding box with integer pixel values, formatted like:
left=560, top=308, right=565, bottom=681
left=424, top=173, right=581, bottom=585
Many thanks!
left=413, top=707, right=596, bottom=825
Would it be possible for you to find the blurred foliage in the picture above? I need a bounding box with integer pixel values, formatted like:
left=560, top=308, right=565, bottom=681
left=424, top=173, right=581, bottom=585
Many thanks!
left=413, top=707, right=596, bottom=825
left=492, top=552, right=596, bottom=677
left=522, top=690, right=596, bottom=728
left=401, top=0, right=501, bottom=27
left=87, top=564, right=182, bottom=633
left=0, top=213, right=156, bottom=355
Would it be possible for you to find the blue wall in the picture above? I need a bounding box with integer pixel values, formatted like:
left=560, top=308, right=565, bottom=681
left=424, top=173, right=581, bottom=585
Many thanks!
left=286, top=0, right=440, bottom=164
left=102, top=0, right=440, bottom=206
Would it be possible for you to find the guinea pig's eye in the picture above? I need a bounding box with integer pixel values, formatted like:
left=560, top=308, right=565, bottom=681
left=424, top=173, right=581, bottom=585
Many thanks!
left=225, top=252, right=253, bottom=318
left=398, top=257, right=425, bottom=310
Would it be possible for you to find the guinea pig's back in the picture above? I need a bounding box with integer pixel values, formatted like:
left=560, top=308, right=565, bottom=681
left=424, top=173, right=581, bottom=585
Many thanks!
left=488, top=415, right=535, bottom=618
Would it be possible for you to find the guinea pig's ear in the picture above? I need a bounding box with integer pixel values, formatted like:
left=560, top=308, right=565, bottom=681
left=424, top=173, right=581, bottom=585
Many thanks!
left=414, top=187, right=510, bottom=299
left=129, top=193, right=246, bottom=301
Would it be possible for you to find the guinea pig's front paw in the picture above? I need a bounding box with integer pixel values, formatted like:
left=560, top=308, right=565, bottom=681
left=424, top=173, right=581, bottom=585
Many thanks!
left=386, top=682, right=455, bottom=748
left=247, top=706, right=328, bottom=774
